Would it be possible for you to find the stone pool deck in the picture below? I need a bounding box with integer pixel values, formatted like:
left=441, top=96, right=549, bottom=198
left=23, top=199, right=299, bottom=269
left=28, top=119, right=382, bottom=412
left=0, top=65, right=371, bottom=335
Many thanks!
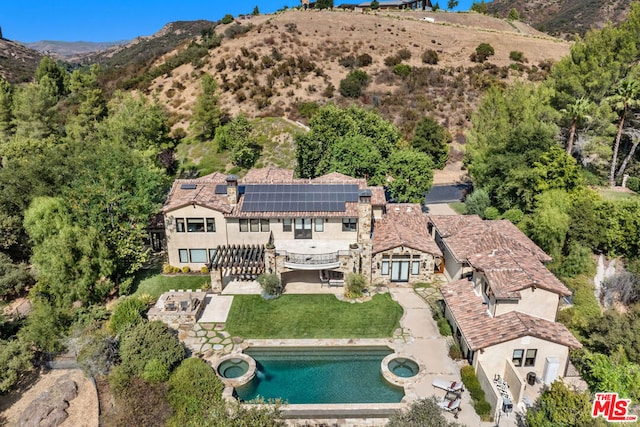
left=175, top=285, right=499, bottom=426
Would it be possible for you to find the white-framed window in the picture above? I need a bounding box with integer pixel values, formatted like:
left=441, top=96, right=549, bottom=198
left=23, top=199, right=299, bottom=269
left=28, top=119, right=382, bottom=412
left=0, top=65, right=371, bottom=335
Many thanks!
left=187, top=218, right=205, bottom=232
left=512, top=349, right=524, bottom=367
left=381, top=260, right=390, bottom=275
left=250, top=219, right=260, bottom=232
left=315, top=218, right=324, bottom=232
left=525, top=349, right=537, bottom=367
left=208, top=249, right=217, bottom=262
left=189, top=249, right=207, bottom=263
left=176, top=218, right=185, bottom=232
left=283, top=218, right=292, bottom=232
left=342, top=218, right=357, bottom=232
left=411, top=261, right=420, bottom=275
left=206, top=218, right=216, bottom=232
left=178, top=249, right=188, bottom=263
left=239, top=219, right=248, bottom=232
left=260, top=219, right=270, bottom=232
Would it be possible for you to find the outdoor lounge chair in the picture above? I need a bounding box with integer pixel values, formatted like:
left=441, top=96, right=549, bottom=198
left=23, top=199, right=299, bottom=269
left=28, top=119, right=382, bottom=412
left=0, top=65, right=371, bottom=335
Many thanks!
left=437, top=393, right=462, bottom=418
left=432, top=377, right=465, bottom=393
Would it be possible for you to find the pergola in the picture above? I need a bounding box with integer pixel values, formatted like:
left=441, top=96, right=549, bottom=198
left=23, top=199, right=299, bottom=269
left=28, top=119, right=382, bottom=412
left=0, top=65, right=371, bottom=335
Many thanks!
left=208, top=244, right=265, bottom=281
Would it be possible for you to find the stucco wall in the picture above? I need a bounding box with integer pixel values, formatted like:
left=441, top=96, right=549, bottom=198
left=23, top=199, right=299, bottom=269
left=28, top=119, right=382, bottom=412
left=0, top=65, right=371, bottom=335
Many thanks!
left=493, top=288, right=559, bottom=321
left=476, top=336, right=569, bottom=387
left=165, top=205, right=227, bottom=269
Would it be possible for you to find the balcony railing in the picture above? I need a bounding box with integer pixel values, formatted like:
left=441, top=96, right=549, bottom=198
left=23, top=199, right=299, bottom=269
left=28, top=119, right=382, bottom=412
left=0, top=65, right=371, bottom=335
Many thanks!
left=280, top=250, right=349, bottom=265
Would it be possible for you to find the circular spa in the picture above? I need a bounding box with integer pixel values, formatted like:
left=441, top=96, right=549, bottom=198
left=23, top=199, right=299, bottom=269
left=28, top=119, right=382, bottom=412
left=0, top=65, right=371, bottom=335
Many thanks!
left=215, top=353, right=256, bottom=388
left=388, top=357, right=420, bottom=378
left=381, top=354, right=421, bottom=387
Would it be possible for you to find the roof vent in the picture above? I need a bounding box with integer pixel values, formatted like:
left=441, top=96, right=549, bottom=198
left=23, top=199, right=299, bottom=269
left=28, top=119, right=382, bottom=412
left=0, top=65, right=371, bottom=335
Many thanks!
left=180, top=183, right=197, bottom=190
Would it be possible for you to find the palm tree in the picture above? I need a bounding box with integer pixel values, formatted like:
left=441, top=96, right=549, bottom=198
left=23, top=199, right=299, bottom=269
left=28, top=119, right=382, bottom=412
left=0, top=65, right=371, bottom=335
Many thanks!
left=608, top=78, right=640, bottom=187
left=617, top=128, right=640, bottom=178
left=560, top=97, right=592, bottom=155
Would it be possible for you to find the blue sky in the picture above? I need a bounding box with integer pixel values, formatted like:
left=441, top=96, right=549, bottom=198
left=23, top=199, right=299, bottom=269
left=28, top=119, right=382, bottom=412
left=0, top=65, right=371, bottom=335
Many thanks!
left=1, top=0, right=482, bottom=43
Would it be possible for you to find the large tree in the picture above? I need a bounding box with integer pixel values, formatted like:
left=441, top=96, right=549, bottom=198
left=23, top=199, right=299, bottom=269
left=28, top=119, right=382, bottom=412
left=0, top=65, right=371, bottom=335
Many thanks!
left=189, top=74, right=223, bottom=141
left=295, top=104, right=401, bottom=179
left=465, top=83, right=564, bottom=212
left=387, top=149, right=434, bottom=203
left=607, top=77, right=640, bottom=186
left=62, top=142, right=167, bottom=285
left=98, top=91, right=173, bottom=154
left=411, top=116, right=450, bottom=169
left=560, top=97, right=592, bottom=155
left=23, top=196, right=115, bottom=306
left=0, top=78, right=13, bottom=141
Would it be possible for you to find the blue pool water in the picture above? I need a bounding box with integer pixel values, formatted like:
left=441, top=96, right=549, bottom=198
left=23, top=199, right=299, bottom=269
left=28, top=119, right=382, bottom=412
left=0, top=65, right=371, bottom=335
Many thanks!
left=235, top=347, right=404, bottom=404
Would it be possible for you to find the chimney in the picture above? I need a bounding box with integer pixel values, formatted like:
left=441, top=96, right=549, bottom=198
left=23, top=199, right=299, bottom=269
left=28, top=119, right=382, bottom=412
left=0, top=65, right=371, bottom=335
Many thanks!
left=357, top=189, right=372, bottom=242
left=226, top=174, right=239, bottom=206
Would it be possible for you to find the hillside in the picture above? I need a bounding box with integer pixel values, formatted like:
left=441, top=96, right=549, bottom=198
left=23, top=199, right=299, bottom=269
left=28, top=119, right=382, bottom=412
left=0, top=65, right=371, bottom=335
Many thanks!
left=142, top=9, right=569, bottom=142
left=487, top=0, right=633, bottom=38
left=23, top=40, right=128, bottom=61
left=0, top=38, right=42, bottom=83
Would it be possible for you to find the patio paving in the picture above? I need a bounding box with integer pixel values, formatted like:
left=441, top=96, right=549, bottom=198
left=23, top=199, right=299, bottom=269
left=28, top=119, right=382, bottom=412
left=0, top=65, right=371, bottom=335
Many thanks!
left=197, top=294, right=234, bottom=323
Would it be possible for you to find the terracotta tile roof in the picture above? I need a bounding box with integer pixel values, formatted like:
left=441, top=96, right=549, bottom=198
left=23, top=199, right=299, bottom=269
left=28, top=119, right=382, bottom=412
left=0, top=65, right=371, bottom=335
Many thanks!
left=441, top=279, right=582, bottom=351
left=372, top=204, right=442, bottom=255
left=242, top=168, right=297, bottom=183
left=429, top=215, right=568, bottom=296
left=429, top=216, right=551, bottom=263
left=161, top=172, right=232, bottom=213
left=469, top=250, right=571, bottom=298
left=311, top=172, right=367, bottom=185
left=163, top=168, right=387, bottom=216
left=486, top=220, right=552, bottom=262
left=429, top=215, right=485, bottom=239
left=369, top=187, right=386, bottom=206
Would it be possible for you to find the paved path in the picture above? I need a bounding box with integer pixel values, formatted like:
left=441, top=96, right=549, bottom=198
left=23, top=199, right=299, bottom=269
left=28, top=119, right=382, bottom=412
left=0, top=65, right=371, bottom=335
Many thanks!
left=425, top=203, right=459, bottom=215
left=389, top=287, right=487, bottom=427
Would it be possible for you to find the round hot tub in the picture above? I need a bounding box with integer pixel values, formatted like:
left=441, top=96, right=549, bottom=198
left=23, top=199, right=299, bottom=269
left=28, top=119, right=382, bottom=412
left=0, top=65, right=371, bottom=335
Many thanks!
left=381, top=353, right=422, bottom=387
left=214, top=353, right=256, bottom=387
left=388, top=357, right=420, bottom=378
left=218, top=358, right=249, bottom=379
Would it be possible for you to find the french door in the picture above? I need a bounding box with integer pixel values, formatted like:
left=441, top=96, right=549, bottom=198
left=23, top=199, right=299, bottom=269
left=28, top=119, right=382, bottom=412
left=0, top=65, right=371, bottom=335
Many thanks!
left=391, top=261, right=410, bottom=282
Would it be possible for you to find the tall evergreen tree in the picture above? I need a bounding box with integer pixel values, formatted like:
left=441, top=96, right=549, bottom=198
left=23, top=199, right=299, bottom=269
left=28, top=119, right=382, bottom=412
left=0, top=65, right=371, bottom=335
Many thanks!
left=189, top=74, right=223, bottom=141
left=0, top=78, right=13, bottom=141
left=411, top=116, right=450, bottom=169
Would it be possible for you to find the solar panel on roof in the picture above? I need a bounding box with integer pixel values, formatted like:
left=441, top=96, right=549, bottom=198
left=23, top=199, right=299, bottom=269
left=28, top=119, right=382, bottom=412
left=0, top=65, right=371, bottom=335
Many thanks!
left=214, top=184, right=226, bottom=194
left=180, top=183, right=197, bottom=190
left=240, top=183, right=360, bottom=213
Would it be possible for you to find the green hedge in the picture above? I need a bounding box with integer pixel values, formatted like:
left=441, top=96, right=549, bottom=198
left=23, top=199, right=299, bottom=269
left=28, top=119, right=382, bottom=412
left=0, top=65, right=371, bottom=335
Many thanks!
left=461, top=365, right=492, bottom=420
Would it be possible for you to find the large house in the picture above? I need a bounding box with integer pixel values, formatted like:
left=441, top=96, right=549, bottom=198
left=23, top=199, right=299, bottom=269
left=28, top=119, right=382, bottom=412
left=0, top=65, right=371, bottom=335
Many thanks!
left=161, top=168, right=442, bottom=292
left=429, top=215, right=582, bottom=414
left=337, top=1, right=433, bottom=10
left=160, top=169, right=582, bottom=415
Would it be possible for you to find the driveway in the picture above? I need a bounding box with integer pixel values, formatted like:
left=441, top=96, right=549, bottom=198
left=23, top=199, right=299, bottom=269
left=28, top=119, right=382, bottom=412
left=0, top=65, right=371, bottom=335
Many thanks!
left=425, top=184, right=470, bottom=204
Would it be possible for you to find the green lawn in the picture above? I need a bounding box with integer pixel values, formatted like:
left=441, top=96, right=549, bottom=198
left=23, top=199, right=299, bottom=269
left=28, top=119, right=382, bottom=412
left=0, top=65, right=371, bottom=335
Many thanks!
left=448, top=202, right=467, bottom=215
left=133, top=268, right=210, bottom=299
left=225, top=293, right=403, bottom=339
left=597, top=187, right=639, bottom=201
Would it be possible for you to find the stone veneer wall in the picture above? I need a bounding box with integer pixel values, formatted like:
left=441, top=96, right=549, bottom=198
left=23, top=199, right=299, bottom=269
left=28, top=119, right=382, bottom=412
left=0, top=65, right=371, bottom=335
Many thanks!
left=371, top=247, right=435, bottom=285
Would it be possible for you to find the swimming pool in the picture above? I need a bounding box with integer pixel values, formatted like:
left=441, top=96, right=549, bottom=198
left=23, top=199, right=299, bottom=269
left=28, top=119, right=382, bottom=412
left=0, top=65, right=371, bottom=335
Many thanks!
left=235, top=346, right=404, bottom=404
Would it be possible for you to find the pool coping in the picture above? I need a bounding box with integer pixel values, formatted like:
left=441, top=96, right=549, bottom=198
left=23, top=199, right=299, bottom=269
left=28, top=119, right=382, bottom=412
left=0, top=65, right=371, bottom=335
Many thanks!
left=217, top=338, right=430, bottom=418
